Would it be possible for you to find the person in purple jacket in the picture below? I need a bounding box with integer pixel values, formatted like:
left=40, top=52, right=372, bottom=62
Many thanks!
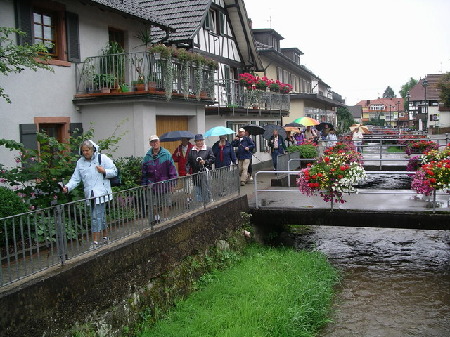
left=142, top=135, right=178, bottom=222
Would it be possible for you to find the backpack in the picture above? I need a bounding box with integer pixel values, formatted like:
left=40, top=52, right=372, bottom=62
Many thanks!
left=98, top=154, right=122, bottom=187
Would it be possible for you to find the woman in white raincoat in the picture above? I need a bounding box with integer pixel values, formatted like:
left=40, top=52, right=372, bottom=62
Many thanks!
left=63, top=140, right=117, bottom=248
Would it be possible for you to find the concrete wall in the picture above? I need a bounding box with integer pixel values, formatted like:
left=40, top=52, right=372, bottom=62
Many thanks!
left=0, top=196, right=249, bottom=337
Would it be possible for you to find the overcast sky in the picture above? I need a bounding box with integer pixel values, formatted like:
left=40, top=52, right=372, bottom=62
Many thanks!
left=244, top=0, right=450, bottom=105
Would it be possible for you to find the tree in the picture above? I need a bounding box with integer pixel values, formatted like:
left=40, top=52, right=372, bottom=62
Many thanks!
left=336, top=106, right=355, bottom=133
left=437, top=72, right=450, bottom=107
left=399, top=77, right=418, bottom=98
left=382, top=86, right=395, bottom=98
left=0, top=27, right=53, bottom=103
left=399, top=77, right=418, bottom=111
left=0, top=125, right=125, bottom=209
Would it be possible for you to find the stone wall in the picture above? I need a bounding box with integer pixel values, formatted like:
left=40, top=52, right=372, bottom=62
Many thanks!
left=0, top=196, right=249, bottom=337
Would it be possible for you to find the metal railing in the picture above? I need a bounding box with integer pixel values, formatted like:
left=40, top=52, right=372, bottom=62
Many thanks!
left=74, top=52, right=290, bottom=112
left=0, top=167, right=239, bottom=287
left=253, top=170, right=450, bottom=212
left=211, top=79, right=290, bottom=111
left=75, top=51, right=215, bottom=98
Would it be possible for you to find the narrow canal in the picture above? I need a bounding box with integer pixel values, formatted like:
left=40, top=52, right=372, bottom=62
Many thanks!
left=295, top=226, right=450, bottom=336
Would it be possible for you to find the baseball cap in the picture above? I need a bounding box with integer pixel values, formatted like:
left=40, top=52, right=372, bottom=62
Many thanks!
left=239, top=128, right=245, bottom=132
left=149, top=135, right=159, bottom=142
left=194, top=134, right=205, bottom=141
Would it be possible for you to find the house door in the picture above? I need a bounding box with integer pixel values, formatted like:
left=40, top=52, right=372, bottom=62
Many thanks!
left=156, top=116, right=189, bottom=171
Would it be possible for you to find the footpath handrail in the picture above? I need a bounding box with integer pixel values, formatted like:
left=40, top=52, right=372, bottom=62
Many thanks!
left=254, top=170, right=448, bottom=213
left=0, top=167, right=239, bottom=288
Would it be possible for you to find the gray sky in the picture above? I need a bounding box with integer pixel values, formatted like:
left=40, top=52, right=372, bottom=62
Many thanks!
left=244, top=0, right=450, bottom=105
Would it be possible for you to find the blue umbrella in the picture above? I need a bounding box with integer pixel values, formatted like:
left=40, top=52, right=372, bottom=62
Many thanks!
left=159, top=130, right=195, bottom=142
left=204, top=126, right=235, bottom=137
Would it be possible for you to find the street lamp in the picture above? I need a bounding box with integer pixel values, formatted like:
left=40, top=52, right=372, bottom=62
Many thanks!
left=406, top=91, right=411, bottom=127
left=388, top=104, right=394, bottom=128
left=396, top=100, right=400, bottom=128
left=422, top=78, right=428, bottom=119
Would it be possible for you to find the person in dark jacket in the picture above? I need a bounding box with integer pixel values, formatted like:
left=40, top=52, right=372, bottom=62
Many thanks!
left=212, top=135, right=236, bottom=169
left=268, top=129, right=287, bottom=170
left=142, top=135, right=178, bottom=222
left=186, top=134, right=215, bottom=202
left=231, top=128, right=255, bottom=186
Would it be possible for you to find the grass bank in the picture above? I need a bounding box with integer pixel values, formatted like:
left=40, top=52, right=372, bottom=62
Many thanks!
left=137, top=244, right=340, bottom=337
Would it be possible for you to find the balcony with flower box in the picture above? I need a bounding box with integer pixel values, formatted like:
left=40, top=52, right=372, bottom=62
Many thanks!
left=206, top=74, right=291, bottom=117
left=74, top=47, right=217, bottom=104
left=74, top=54, right=290, bottom=116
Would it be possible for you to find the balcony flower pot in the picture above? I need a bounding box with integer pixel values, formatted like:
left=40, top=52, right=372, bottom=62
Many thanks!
left=148, top=81, right=157, bottom=93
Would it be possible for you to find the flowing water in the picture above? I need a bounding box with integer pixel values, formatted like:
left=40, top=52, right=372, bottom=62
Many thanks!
left=295, top=226, right=450, bottom=337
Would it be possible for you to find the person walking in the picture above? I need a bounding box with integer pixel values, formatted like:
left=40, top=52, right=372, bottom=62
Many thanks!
left=172, top=137, right=193, bottom=176
left=62, top=140, right=117, bottom=249
left=231, top=128, right=255, bottom=186
left=304, top=125, right=317, bottom=142
left=142, top=135, right=178, bottom=223
left=268, top=129, right=287, bottom=171
left=352, top=127, right=364, bottom=153
left=186, top=134, right=215, bottom=202
left=326, top=127, right=338, bottom=148
left=212, top=135, right=236, bottom=169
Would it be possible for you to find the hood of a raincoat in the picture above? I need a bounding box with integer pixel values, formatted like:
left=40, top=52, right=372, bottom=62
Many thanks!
left=79, top=140, right=100, bottom=159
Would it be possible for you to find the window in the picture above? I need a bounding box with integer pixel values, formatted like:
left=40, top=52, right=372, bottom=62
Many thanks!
left=35, top=117, right=70, bottom=144
left=203, top=8, right=224, bottom=35
left=33, top=10, right=57, bottom=57
left=16, top=0, right=80, bottom=64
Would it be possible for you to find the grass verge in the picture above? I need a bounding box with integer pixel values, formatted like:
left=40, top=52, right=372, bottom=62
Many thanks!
left=137, top=244, right=340, bottom=337
left=387, top=145, right=404, bottom=153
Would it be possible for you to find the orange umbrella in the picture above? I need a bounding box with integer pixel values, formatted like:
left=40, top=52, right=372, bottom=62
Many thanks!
left=284, top=126, right=301, bottom=133
left=350, top=124, right=370, bottom=134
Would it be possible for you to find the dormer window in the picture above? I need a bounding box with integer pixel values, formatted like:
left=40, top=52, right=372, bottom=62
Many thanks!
left=204, top=8, right=225, bottom=35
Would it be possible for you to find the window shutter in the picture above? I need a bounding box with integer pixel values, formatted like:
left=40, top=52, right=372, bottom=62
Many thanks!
left=65, top=12, right=80, bottom=62
left=69, top=123, right=83, bottom=137
left=219, top=12, right=225, bottom=35
left=14, top=0, right=33, bottom=45
left=19, top=124, right=38, bottom=150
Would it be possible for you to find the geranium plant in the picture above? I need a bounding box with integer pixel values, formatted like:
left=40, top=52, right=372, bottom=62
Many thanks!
left=280, top=83, right=293, bottom=94
left=411, top=159, right=450, bottom=196
left=255, top=76, right=270, bottom=90
left=405, top=139, right=439, bottom=155
left=297, top=149, right=366, bottom=204
left=406, top=143, right=450, bottom=173
left=239, top=73, right=256, bottom=89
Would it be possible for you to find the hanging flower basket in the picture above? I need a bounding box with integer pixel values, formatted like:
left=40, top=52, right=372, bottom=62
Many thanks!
left=405, top=140, right=439, bottom=155
left=297, top=147, right=366, bottom=204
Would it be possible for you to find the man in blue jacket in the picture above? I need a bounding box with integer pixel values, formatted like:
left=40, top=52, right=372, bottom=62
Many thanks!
left=232, top=128, right=255, bottom=186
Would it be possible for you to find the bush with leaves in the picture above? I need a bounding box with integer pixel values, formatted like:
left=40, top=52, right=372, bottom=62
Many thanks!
left=0, top=125, right=125, bottom=210
left=286, top=144, right=318, bottom=159
left=113, top=156, right=142, bottom=190
left=0, top=27, right=53, bottom=103
left=0, top=186, right=28, bottom=218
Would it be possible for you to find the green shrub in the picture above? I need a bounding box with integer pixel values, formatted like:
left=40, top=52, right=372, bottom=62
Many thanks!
left=113, top=156, right=142, bottom=190
left=287, top=144, right=318, bottom=158
left=0, top=186, right=29, bottom=218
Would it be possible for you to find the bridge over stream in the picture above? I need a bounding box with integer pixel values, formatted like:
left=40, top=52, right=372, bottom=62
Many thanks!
left=246, top=133, right=450, bottom=232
